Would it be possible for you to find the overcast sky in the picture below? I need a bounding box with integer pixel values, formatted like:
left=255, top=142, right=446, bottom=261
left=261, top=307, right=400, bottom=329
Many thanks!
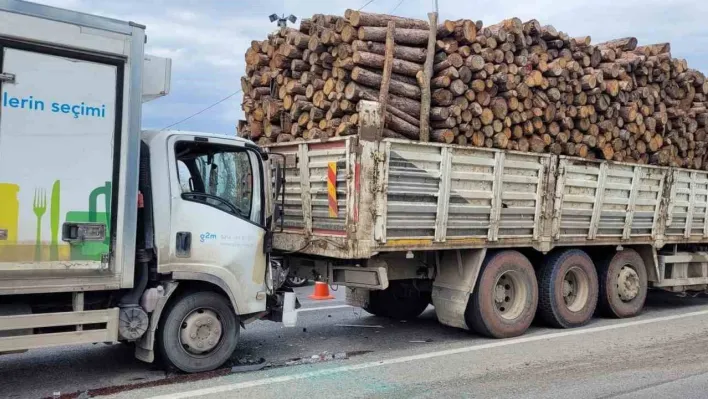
left=35, top=0, right=708, bottom=135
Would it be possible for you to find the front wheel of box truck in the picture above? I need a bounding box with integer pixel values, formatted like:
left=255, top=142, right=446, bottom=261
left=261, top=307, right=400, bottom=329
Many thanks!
left=157, top=291, right=239, bottom=373
left=466, top=251, right=538, bottom=338
left=597, top=249, right=648, bottom=318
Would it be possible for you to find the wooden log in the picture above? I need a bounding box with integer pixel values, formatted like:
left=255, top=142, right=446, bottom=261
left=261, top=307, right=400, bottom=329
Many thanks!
left=347, top=10, right=429, bottom=30
left=345, top=82, right=422, bottom=117
left=432, top=89, right=453, bottom=106
left=493, top=132, right=509, bottom=149
left=300, top=18, right=313, bottom=34
left=450, top=79, right=466, bottom=96
left=420, top=11, right=437, bottom=142
left=465, top=54, right=485, bottom=71
left=529, top=135, right=546, bottom=152
left=434, top=53, right=464, bottom=73
left=597, top=37, right=638, bottom=51
left=431, top=75, right=452, bottom=88
left=353, top=51, right=423, bottom=77
left=351, top=40, right=427, bottom=63
left=437, top=38, right=458, bottom=54
left=341, top=24, right=358, bottom=43
left=351, top=66, right=421, bottom=99
left=264, top=122, right=282, bottom=138
left=634, top=43, right=671, bottom=56
left=308, top=36, right=326, bottom=53
left=431, top=117, right=457, bottom=128
left=385, top=112, right=420, bottom=139
left=430, top=107, right=450, bottom=121
left=358, top=26, right=429, bottom=45
left=251, top=87, right=271, bottom=100
left=378, top=22, right=397, bottom=139
left=453, top=19, right=477, bottom=44
left=437, top=20, right=457, bottom=39
left=432, top=129, right=455, bottom=143
left=384, top=103, right=421, bottom=127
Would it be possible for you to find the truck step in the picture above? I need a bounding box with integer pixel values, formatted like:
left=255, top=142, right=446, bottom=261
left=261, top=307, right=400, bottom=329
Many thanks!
left=0, top=308, right=119, bottom=353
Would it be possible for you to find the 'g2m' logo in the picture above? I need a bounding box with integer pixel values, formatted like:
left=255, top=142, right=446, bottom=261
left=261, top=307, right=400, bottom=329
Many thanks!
left=199, top=232, right=217, bottom=243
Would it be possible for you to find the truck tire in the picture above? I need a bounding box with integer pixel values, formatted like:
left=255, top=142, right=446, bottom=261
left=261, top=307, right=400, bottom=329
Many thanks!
left=597, top=249, right=648, bottom=318
left=363, top=280, right=430, bottom=320
left=466, top=251, right=538, bottom=338
left=157, top=291, right=239, bottom=373
left=537, top=249, right=598, bottom=328
left=284, top=275, right=309, bottom=288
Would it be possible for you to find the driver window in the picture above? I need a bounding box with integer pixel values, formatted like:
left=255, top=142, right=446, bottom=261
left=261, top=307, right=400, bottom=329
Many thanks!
left=175, top=141, right=255, bottom=222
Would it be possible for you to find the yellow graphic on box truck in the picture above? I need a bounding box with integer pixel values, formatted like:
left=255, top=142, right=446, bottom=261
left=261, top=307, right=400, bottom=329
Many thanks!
left=0, top=180, right=111, bottom=262
left=0, top=183, right=20, bottom=245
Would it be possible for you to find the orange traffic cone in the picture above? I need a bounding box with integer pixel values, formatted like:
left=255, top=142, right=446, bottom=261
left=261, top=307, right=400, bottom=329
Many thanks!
left=308, top=281, right=335, bottom=300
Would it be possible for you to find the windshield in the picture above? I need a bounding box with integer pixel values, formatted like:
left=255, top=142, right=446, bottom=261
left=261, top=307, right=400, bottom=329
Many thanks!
left=175, top=141, right=253, bottom=220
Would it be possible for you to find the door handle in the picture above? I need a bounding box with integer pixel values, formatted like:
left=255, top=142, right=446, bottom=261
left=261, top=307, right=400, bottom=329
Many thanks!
left=0, top=72, right=16, bottom=84
left=176, top=232, right=191, bottom=258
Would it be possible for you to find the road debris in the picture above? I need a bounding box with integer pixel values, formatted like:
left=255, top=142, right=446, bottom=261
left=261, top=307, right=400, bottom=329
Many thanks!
left=231, top=358, right=267, bottom=373
left=284, top=351, right=349, bottom=366
left=335, top=324, right=384, bottom=328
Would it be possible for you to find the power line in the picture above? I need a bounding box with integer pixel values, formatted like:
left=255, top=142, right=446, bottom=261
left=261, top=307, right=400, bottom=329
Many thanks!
left=389, top=0, right=406, bottom=13
left=161, top=89, right=242, bottom=130
left=357, top=0, right=376, bottom=11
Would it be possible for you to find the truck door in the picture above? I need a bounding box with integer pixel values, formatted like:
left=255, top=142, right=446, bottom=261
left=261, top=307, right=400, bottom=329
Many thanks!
left=165, top=135, right=268, bottom=315
left=0, top=43, right=121, bottom=278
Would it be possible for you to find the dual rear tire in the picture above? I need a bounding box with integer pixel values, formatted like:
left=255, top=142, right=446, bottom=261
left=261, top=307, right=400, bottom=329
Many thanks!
left=466, top=248, right=648, bottom=338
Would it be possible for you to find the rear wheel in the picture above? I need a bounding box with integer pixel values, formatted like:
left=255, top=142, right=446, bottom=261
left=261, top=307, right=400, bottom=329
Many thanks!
left=466, top=251, right=538, bottom=338
left=597, top=249, right=647, bottom=318
left=364, top=280, right=431, bottom=320
left=157, top=291, right=239, bottom=373
left=537, top=249, right=598, bottom=328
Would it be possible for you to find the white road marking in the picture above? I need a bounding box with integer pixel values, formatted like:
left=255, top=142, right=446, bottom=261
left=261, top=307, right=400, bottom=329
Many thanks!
left=296, top=304, right=351, bottom=313
left=147, top=308, right=708, bottom=399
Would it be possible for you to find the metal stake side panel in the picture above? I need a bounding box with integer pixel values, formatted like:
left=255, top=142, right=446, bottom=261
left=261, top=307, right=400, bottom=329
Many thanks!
left=270, top=136, right=708, bottom=259
left=268, top=137, right=365, bottom=258
left=552, top=157, right=668, bottom=246
left=378, top=140, right=550, bottom=251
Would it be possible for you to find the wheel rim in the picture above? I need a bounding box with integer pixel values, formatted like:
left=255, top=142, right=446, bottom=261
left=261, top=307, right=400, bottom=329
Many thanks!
left=562, top=266, right=590, bottom=312
left=493, top=270, right=527, bottom=320
left=179, top=308, right=223, bottom=356
left=617, top=265, right=640, bottom=301
left=288, top=276, right=307, bottom=285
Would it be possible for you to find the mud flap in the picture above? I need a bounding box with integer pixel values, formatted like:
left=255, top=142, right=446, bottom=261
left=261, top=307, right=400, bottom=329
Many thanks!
left=431, top=249, right=486, bottom=329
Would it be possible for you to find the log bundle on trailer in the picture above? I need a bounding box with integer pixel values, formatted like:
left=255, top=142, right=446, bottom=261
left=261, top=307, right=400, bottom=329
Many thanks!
left=239, top=10, right=708, bottom=169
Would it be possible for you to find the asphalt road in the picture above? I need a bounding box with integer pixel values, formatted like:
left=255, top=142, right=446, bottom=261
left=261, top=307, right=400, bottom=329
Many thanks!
left=2, top=286, right=708, bottom=399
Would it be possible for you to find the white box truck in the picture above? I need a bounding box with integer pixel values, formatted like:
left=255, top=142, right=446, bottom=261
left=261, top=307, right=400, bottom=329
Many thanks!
left=0, top=0, right=297, bottom=373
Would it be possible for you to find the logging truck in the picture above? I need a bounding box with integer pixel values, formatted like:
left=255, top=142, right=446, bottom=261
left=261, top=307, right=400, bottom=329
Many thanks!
left=268, top=100, right=708, bottom=337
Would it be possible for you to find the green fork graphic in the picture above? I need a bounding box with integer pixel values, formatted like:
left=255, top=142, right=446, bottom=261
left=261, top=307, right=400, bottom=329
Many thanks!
left=33, top=188, right=47, bottom=261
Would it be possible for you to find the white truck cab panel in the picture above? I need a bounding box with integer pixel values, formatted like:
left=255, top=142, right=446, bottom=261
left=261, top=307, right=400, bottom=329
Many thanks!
left=143, top=130, right=269, bottom=315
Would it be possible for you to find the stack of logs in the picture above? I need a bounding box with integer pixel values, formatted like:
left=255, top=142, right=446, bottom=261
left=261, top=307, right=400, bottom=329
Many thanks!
left=240, top=10, right=708, bottom=169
